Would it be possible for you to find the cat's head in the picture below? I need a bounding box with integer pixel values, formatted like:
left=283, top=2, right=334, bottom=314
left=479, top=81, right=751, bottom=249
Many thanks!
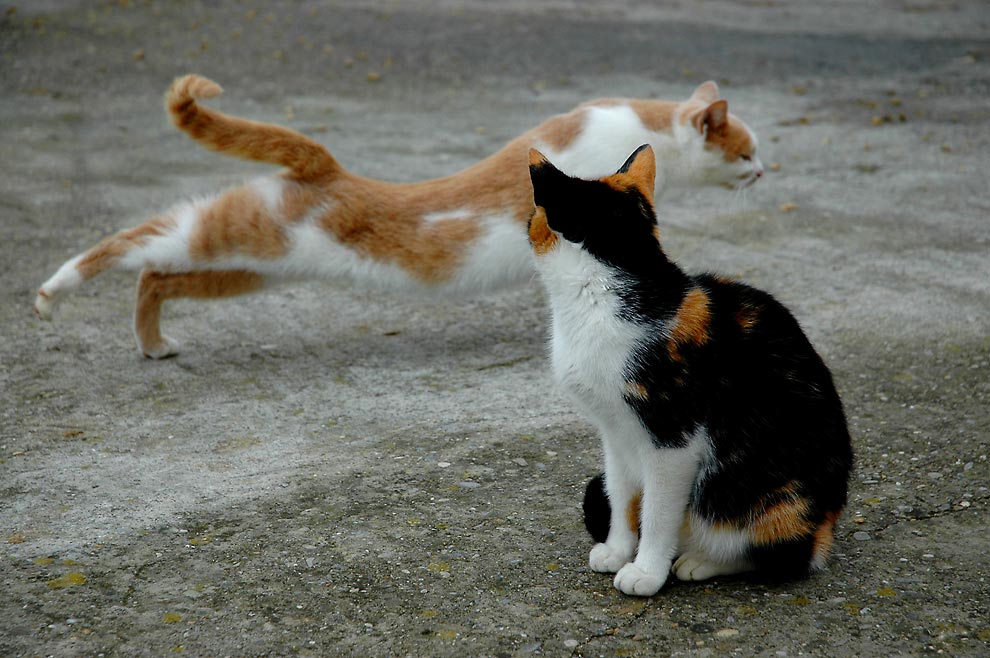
left=528, top=144, right=661, bottom=273
left=677, top=81, right=764, bottom=190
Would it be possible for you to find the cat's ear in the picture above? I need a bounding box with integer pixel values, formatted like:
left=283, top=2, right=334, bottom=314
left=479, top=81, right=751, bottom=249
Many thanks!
left=609, top=144, right=656, bottom=205
left=529, top=149, right=586, bottom=241
left=528, top=148, right=568, bottom=211
left=690, top=80, right=720, bottom=104
left=691, top=99, right=729, bottom=136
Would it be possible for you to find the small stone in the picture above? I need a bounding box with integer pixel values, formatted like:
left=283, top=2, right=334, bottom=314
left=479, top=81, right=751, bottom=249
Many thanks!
left=716, top=629, right=740, bottom=638
left=853, top=531, right=872, bottom=541
left=306, top=557, right=316, bottom=568
left=513, top=458, right=528, bottom=467
left=437, top=462, right=451, bottom=468
left=457, top=481, right=480, bottom=489
left=564, top=639, right=579, bottom=648
left=779, top=202, right=799, bottom=213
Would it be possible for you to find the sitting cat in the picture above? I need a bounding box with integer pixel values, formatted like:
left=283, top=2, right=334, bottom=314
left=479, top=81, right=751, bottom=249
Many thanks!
left=35, top=75, right=763, bottom=358
left=527, top=145, right=851, bottom=596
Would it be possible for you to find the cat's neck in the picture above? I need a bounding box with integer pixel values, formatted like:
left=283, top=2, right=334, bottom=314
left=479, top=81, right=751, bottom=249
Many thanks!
left=541, top=240, right=689, bottom=318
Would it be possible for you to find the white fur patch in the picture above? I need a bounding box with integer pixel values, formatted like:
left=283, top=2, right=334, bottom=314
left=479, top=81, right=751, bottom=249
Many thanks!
left=422, top=208, right=473, bottom=224
left=251, top=177, right=285, bottom=214
left=117, top=200, right=206, bottom=272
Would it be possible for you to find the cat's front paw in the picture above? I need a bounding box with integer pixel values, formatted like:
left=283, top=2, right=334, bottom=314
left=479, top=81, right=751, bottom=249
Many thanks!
left=614, top=562, right=668, bottom=597
left=589, top=542, right=632, bottom=574
left=34, top=289, right=58, bottom=321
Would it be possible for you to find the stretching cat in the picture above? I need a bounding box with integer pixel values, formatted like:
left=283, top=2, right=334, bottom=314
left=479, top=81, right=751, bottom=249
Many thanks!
left=35, top=75, right=763, bottom=358
left=527, top=145, right=851, bottom=596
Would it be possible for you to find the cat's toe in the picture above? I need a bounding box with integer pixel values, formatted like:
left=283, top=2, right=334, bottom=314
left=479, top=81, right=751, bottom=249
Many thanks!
left=589, top=543, right=632, bottom=574
left=673, top=552, right=714, bottom=581
left=142, top=335, right=181, bottom=359
left=614, top=562, right=667, bottom=597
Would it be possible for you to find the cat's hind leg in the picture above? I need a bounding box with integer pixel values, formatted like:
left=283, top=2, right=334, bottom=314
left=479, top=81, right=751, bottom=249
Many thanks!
left=672, top=515, right=754, bottom=582
left=135, top=269, right=265, bottom=358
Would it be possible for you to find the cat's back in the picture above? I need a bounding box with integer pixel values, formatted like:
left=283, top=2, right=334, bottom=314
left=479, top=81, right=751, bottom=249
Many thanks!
left=689, top=272, right=847, bottom=422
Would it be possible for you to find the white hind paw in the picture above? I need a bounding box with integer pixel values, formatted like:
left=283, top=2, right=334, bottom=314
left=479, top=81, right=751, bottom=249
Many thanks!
left=34, top=289, right=58, bottom=320
left=673, top=551, right=751, bottom=581
left=614, top=562, right=668, bottom=597
left=142, top=335, right=181, bottom=359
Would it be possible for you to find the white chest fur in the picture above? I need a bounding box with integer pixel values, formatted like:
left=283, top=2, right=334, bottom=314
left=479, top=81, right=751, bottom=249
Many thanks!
left=541, top=246, right=647, bottom=428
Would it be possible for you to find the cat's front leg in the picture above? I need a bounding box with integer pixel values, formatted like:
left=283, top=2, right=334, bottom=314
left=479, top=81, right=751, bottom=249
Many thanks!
left=614, top=443, right=701, bottom=596
left=589, top=441, right=639, bottom=573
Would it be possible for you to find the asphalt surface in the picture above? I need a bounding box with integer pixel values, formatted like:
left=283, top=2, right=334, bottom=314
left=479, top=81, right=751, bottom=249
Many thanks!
left=1, top=1, right=988, bottom=656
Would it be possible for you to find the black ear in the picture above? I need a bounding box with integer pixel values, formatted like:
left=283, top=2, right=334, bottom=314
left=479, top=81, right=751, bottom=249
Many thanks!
left=528, top=149, right=585, bottom=241
left=528, top=148, right=567, bottom=211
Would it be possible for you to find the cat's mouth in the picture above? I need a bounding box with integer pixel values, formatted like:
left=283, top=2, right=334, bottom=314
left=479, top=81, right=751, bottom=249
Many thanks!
left=735, top=171, right=762, bottom=189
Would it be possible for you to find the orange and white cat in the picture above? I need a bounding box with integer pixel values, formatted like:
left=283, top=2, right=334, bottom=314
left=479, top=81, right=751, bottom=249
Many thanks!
left=35, top=75, right=763, bottom=358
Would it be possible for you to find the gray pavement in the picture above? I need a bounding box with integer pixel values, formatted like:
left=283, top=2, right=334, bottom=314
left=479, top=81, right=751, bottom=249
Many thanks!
left=1, top=1, right=988, bottom=656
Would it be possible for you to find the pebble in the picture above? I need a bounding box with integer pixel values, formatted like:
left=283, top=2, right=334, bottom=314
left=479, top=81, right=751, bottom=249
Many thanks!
left=716, top=628, right=740, bottom=638
left=306, top=557, right=316, bottom=568
left=513, top=458, right=528, bottom=467
left=853, top=531, right=872, bottom=541
left=457, top=481, right=480, bottom=489
left=437, top=462, right=451, bottom=468
left=564, top=639, right=579, bottom=648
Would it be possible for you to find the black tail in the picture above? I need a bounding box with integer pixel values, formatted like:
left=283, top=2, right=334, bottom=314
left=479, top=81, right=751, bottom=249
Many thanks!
left=583, top=473, right=611, bottom=544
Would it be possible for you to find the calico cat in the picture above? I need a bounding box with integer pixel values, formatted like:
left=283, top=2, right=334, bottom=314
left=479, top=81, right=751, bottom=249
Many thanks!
left=34, top=75, right=763, bottom=358
left=527, top=145, right=852, bottom=596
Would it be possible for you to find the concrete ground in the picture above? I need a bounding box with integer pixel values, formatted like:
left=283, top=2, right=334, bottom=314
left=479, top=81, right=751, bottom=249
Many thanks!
left=1, top=1, right=988, bottom=656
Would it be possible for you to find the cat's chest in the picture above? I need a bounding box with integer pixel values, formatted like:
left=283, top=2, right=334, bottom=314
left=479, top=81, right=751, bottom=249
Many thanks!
left=549, top=291, right=645, bottom=414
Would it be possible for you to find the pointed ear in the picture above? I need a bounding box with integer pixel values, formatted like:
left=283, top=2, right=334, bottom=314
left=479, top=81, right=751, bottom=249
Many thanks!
left=611, top=144, right=656, bottom=205
left=691, top=99, right=729, bottom=136
left=690, top=80, right=720, bottom=103
left=528, top=148, right=567, bottom=209
left=528, top=147, right=549, bottom=170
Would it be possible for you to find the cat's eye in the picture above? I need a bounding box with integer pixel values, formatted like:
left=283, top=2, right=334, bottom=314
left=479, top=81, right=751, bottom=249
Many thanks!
left=740, top=154, right=752, bottom=162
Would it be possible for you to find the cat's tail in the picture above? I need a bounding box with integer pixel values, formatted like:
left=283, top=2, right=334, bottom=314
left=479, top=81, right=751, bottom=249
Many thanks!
left=166, top=74, right=340, bottom=182
left=583, top=473, right=612, bottom=544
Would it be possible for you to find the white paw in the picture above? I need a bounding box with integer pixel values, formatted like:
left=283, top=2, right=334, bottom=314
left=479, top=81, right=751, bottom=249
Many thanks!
left=34, top=289, right=58, bottom=321
left=614, top=562, right=668, bottom=597
left=589, top=543, right=632, bottom=574
left=142, top=335, right=180, bottom=359
left=673, top=551, right=751, bottom=581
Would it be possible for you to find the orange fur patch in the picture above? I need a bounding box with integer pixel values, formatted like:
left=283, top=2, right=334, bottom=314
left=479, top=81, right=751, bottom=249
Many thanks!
left=749, top=483, right=814, bottom=545
left=603, top=145, right=656, bottom=205
left=811, top=510, right=842, bottom=563
left=668, top=287, right=712, bottom=360
left=189, top=187, right=290, bottom=261
left=626, top=493, right=642, bottom=535
left=705, top=116, right=754, bottom=163
left=735, top=303, right=762, bottom=333
left=626, top=99, right=677, bottom=133
left=527, top=206, right=558, bottom=256
left=77, top=217, right=174, bottom=280
left=624, top=381, right=649, bottom=401
left=533, top=107, right=587, bottom=151
left=134, top=269, right=264, bottom=354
